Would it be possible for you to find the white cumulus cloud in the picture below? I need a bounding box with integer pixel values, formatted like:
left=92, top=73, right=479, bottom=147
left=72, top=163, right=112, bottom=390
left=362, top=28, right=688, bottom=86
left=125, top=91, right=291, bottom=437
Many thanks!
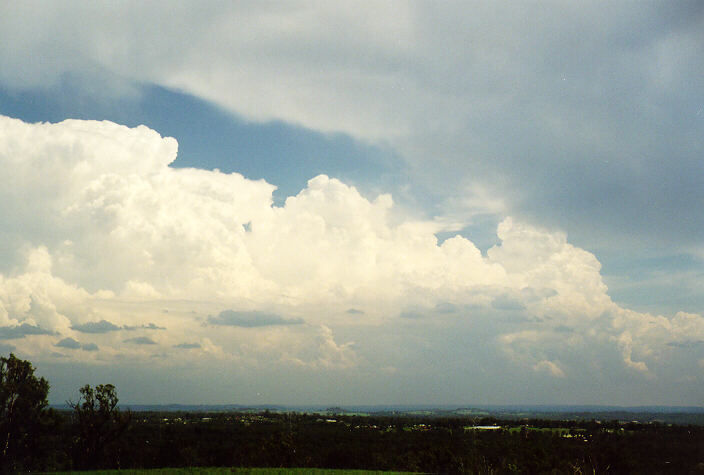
left=0, top=115, right=702, bottom=400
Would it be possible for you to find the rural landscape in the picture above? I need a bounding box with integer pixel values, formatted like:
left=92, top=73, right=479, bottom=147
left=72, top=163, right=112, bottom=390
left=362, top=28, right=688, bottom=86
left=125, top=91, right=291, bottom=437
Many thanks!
left=3, top=353, right=704, bottom=473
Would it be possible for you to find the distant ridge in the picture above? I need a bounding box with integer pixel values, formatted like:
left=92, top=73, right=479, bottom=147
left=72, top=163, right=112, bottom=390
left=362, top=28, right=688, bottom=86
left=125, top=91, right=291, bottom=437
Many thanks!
left=51, top=403, right=704, bottom=413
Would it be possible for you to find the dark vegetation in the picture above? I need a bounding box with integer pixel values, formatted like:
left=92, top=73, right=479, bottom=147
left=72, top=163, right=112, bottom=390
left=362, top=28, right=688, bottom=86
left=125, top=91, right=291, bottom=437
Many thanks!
left=2, top=353, right=704, bottom=473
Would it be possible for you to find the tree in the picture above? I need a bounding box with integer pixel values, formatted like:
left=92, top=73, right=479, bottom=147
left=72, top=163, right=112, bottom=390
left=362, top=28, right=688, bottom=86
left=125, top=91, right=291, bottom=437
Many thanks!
left=0, top=353, right=52, bottom=471
left=69, top=383, right=130, bottom=469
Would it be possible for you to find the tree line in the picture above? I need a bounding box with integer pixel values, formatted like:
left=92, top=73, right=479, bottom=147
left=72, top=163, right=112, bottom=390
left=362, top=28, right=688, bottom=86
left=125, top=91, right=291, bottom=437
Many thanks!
left=2, top=352, right=704, bottom=473
left=0, top=353, right=128, bottom=471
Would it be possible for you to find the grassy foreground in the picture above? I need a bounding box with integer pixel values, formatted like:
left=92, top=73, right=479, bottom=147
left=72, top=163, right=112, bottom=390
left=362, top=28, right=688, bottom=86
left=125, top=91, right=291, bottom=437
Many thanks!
left=48, top=469, right=413, bottom=474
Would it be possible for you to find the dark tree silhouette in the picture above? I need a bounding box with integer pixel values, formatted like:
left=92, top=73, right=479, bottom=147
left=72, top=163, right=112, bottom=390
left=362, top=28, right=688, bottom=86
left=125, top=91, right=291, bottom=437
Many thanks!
left=69, top=383, right=130, bottom=468
left=0, top=353, right=51, bottom=471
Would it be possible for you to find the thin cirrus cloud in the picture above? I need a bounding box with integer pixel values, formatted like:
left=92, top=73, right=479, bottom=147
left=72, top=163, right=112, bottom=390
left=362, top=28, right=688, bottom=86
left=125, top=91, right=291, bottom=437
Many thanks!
left=0, top=114, right=702, bottom=404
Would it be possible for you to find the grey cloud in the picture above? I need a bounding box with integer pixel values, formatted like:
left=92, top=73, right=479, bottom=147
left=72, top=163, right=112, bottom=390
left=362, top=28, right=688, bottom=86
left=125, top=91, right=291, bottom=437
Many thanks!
left=56, top=337, right=81, bottom=349
left=55, top=337, right=99, bottom=351
left=174, top=342, right=201, bottom=349
left=399, top=311, right=424, bottom=320
left=401, top=3, right=704, bottom=256
left=1, top=2, right=702, bottom=261
left=73, top=320, right=164, bottom=333
left=491, top=295, right=526, bottom=311
left=0, top=323, right=54, bottom=340
left=208, top=310, right=304, bottom=328
left=124, top=336, right=157, bottom=345
left=435, top=302, right=457, bottom=314
left=399, top=304, right=491, bottom=319
left=123, top=323, right=166, bottom=331
left=72, top=320, right=121, bottom=334
left=346, top=308, right=364, bottom=315
left=667, top=340, right=704, bottom=348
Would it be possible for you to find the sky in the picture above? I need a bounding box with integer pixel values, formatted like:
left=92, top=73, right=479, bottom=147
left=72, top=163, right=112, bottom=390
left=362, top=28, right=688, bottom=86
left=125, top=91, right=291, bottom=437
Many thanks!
left=0, top=1, right=703, bottom=406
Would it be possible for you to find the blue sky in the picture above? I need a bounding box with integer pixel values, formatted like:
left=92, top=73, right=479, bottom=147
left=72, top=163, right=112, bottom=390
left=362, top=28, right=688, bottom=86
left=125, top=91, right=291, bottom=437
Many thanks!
left=0, top=1, right=702, bottom=405
left=0, top=81, right=405, bottom=205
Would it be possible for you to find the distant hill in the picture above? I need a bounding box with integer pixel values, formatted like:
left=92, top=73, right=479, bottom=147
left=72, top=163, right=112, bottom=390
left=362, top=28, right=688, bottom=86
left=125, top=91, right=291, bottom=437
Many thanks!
left=50, top=403, right=704, bottom=424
